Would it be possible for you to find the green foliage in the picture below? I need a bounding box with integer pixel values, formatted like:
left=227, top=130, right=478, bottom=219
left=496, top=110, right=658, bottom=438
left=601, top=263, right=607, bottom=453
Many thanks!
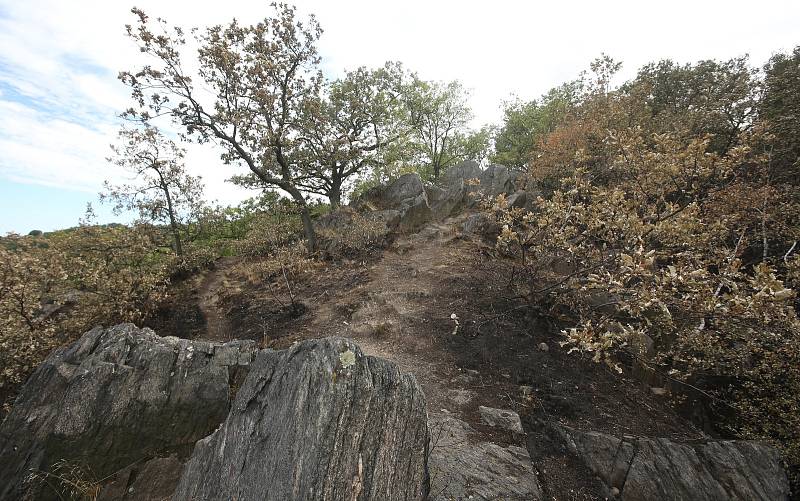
left=293, top=62, right=411, bottom=207
left=624, top=56, right=758, bottom=153
left=235, top=208, right=305, bottom=258
left=761, top=47, right=800, bottom=180
left=402, top=79, right=490, bottom=180
left=492, top=84, right=578, bottom=168
left=122, top=3, right=326, bottom=249
left=103, top=125, right=204, bottom=257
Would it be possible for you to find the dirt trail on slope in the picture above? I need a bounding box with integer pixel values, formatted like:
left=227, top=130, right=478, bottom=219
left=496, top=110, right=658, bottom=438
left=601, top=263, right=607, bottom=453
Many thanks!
left=193, top=214, right=702, bottom=499
left=196, top=256, right=240, bottom=343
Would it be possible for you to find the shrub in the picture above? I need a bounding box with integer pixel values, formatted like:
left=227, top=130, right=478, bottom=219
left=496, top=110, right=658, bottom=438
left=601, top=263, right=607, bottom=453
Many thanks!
left=0, top=225, right=170, bottom=409
left=316, top=208, right=390, bottom=258
left=488, top=52, right=800, bottom=480
left=234, top=210, right=304, bottom=258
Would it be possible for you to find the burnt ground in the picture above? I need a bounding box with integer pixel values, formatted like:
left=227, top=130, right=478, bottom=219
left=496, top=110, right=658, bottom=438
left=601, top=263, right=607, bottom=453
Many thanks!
left=161, top=212, right=705, bottom=500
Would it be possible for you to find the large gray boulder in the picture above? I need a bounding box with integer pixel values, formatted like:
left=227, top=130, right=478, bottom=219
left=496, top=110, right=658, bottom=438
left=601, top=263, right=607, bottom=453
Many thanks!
left=479, top=164, right=517, bottom=196
left=442, top=160, right=482, bottom=186
left=174, top=337, right=430, bottom=501
left=351, top=173, right=433, bottom=232
left=384, top=172, right=426, bottom=206
left=426, top=183, right=461, bottom=220
left=0, top=324, right=256, bottom=500
left=397, top=193, right=434, bottom=232
left=424, top=161, right=484, bottom=220
left=555, top=425, right=790, bottom=500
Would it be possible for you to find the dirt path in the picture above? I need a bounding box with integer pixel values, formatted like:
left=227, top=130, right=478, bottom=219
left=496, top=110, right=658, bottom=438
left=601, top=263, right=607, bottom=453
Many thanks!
left=303, top=216, right=495, bottom=417
left=194, top=214, right=701, bottom=499
left=196, top=256, right=239, bottom=343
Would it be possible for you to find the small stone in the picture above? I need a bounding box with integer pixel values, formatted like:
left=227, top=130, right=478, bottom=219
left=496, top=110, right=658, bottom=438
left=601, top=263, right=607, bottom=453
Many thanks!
left=538, top=342, right=549, bottom=352
left=478, top=406, right=524, bottom=434
left=650, top=387, right=667, bottom=396
left=611, top=486, right=620, bottom=497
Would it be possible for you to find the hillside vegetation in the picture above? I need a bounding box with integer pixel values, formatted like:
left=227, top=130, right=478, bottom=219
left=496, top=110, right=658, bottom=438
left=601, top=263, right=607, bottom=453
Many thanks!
left=1, top=3, right=799, bottom=496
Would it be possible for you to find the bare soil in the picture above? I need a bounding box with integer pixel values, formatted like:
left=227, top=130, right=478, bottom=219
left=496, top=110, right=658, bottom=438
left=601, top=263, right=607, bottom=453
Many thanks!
left=164, top=212, right=704, bottom=500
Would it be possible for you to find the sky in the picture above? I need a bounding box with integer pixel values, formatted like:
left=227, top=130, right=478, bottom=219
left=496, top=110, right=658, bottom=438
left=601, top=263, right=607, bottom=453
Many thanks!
left=1, top=0, right=798, bottom=234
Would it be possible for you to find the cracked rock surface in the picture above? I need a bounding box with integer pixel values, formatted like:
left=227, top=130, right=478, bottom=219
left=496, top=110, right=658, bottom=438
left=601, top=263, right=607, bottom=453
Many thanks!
left=555, top=425, right=790, bottom=500
left=428, top=413, right=542, bottom=500
left=174, top=337, right=430, bottom=501
left=0, top=324, right=256, bottom=500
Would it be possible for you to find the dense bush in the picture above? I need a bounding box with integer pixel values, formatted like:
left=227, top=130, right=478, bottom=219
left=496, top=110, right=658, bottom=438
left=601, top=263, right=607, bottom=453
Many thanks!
left=489, top=50, right=800, bottom=479
left=0, top=225, right=170, bottom=406
left=316, top=208, right=391, bottom=258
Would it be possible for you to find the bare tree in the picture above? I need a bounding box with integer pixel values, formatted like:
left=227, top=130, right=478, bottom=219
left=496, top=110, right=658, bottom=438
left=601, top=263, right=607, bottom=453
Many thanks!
left=103, top=126, right=203, bottom=256
left=120, top=4, right=323, bottom=250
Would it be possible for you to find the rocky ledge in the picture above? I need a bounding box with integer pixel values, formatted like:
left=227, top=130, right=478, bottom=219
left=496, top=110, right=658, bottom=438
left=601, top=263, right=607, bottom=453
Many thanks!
left=0, top=326, right=428, bottom=501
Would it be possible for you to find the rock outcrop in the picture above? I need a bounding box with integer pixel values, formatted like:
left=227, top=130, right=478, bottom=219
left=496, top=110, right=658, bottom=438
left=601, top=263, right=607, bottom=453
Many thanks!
left=0, top=324, right=257, bottom=500
left=351, top=173, right=433, bottom=232
left=98, top=455, right=185, bottom=500
left=429, top=413, right=542, bottom=500
left=174, top=337, right=430, bottom=501
left=553, top=425, right=790, bottom=500
left=479, top=164, right=517, bottom=196
left=462, top=212, right=501, bottom=240
left=347, top=161, right=528, bottom=233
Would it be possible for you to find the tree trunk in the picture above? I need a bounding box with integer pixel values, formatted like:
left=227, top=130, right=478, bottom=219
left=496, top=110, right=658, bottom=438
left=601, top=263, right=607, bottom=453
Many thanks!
left=299, top=204, right=317, bottom=253
left=328, top=179, right=342, bottom=210
left=161, top=180, right=183, bottom=256
left=285, top=186, right=318, bottom=252
left=170, top=218, right=184, bottom=257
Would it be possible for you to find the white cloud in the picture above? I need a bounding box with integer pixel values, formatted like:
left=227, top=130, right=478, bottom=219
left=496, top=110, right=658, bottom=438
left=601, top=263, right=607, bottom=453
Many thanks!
left=1, top=0, right=799, bottom=220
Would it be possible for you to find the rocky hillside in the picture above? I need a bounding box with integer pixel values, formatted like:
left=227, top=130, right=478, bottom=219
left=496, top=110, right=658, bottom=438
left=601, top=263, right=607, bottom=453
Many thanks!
left=0, top=162, right=793, bottom=500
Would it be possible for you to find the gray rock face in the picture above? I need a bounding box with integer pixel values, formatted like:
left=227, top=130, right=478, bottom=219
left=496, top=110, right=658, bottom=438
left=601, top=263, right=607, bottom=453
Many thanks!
left=349, top=173, right=434, bottom=232
left=351, top=164, right=524, bottom=232
left=433, top=161, right=483, bottom=216
left=98, top=455, right=185, bottom=500
left=0, top=324, right=256, bottom=500
left=429, top=414, right=542, bottom=500
left=426, top=182, right=464, bottom=220
left=371, top=209, right=402, bottom=230
left=505, top=191, right=528, bottom=209
left=397, top=193, right=434, bottom=232
left=442, top=160, right=482, bottom=186
left=174, top=337, right=430, bottom=501
left=385, top=172, right=426, bottom=206
left=556, top=426, right=790, bottom=500
left=479, top=406, right=524, bottom=434
left=479, top=164, right=515, bottom=196
left=462, top=213, right=501, bottom=240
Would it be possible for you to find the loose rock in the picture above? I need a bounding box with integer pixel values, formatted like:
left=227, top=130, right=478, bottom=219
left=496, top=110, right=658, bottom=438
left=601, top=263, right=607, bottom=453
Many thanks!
left=479, top=405, right=525, bottom=434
